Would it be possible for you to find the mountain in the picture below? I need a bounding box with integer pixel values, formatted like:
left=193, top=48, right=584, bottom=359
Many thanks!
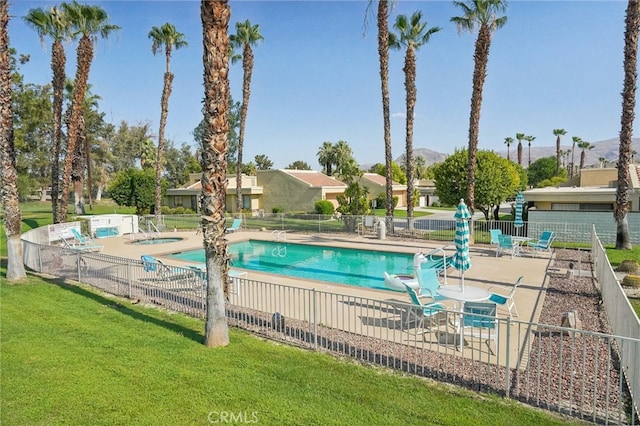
left=398, top=137, right=640, bottom=168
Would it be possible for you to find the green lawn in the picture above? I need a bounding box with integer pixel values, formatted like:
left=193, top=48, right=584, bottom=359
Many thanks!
left=0, top=274, right=583, bottom=426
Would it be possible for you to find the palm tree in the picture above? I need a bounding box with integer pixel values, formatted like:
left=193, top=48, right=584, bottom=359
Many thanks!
left=415, top=155, right=427, bottom=179
left=615, top=0, right=639, bottom=250
left=149, top=23, right=188, bottom=217
left=23, top=6, right=72, bottom=223
left=552, top=128, right=566, bottom=176
left=1, top=0, right=27, bottom=280
left=59, top=1, right=119, bottom=223
left=389, top=11, right=441, bottom=225
left=599, top=157, right=607, bottom=168
left=515, top=132, right=524, bottom=166
left=200, top=0, right=231, bottom=347
left=452, top=0, right=507, bottom=223
left=317, top=141, right=334, bottom=175
left=230, top=20, right=262, bottom=215
left=333, top=140, right=354, bottom=174
left=577, top=140, right=593, bottom=171
left=525, top=135, right=536, bottom=166
left=570, top=136, right=581, bottom=179
left=503, top=136, right=513, bottom=161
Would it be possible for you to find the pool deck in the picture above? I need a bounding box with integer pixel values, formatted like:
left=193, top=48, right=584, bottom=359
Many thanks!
left=97, top=229, right=553, bottom=364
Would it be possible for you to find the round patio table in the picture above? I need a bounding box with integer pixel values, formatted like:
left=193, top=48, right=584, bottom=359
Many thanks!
left=436, top=285, right=491, bottom=352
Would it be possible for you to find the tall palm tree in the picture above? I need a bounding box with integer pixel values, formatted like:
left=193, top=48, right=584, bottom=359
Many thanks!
left=333, top=140, right=354, bottom=174
left=577, top=140, right=593, bottom=171
left=230, top=20, right=262, bottom=214
left=552, top=128, right=566, bottom=176
left=317, top=141, right=334, bottom=175
left=149, top=22, right=188, bottom=217
left=615, top=0, right=639, bottom=250
left=200, top=0, right=231, bottom=347
left=59, top=1, right=119, bottom=223
left=570, top=136, right=581, bottom=179
left=525, top=134, right=535, bottom=166
left=503, top=136, right=513, bottom=161
left=24, top=6, right=72, bottom=223
left=389, top=11, right=441, bottom=225
left=1, top=0, right=27, bottom=280
left=452, top=0, right=507, bottom=223
left=515, top=132, right=524, bottom=166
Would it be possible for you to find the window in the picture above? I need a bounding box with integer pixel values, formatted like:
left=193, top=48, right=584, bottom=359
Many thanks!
left=174, top=196, right=183, bottom=207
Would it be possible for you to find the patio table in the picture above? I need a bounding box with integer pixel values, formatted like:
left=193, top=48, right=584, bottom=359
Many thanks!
left=511, top=236, right=533, bottom=256
left=436, top=285, right=491, bottom=351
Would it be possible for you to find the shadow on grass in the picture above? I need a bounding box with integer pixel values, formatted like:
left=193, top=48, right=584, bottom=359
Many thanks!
left=44, top=275, right=205, bottom=344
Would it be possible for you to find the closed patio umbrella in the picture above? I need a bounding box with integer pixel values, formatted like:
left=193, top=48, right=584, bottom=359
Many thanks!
left=453, top=199, right=472, bottom=290
left=514, top=192, right=524, bottom=235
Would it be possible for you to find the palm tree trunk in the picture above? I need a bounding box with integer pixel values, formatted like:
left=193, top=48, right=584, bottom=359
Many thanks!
left=404, top=46, right=416, bottom=226
left=0, top=0, right=27, bottom=280
left=615, top=0, right=639, bottom=249
left=60, top=34, right=93, bottom=223
left=51, top=39, right=66, bottom=223
left=155, top=71, right=173, bottom=216
left=71, top=115, right=86, bottom=215
left=201, top=0, right=230, bottom=347
left=555, top=136, right=561, bottom=175
left=378, top=0, right=393, bottom=223
left=236, top=44, right=254, bottom=214
left=517, top=142, right=522, bottom=166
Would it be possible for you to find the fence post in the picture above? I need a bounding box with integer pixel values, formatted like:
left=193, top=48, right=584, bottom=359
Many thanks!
left=76, top=251, right=82, bottom=282
left=313, top=288, right=318, bottom=350
left=505, top=316, right=511, bottom=398
left=127, top=260, right=132, bottom=299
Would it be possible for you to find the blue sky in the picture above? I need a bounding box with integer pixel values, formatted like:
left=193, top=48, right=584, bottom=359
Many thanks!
left=7, top=0, right=634, bottom=169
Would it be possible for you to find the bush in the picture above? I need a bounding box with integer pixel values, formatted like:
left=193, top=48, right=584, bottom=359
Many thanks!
left=315, top=200, right=335, bottom=215
left=622, top=274, right=640, bottom=288
left=618, top=260, right=640, bottom=274
left=173, top=206, right=185, bottom=215
left=272, top=206, right=284, bottom=213
left=161, top=206, right=172, bottom=214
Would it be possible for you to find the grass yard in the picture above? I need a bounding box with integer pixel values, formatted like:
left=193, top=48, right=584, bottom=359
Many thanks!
left=0, top=272, right=584, bottom=426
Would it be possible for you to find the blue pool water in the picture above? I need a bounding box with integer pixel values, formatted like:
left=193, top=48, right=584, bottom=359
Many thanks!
left=166, top=240, right=417, bottom=290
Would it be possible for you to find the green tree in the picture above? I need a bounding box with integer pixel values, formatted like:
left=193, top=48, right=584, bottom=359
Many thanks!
left=317, top=141, right=334, bottom=175
left=371, top=161, right=407, bottom=184
left=552, top=128, right=566, bottom=175
left=415, top=155, right=428, bottom=179
left=525, top=135, right=535, bottom=166
left=577, top=139, right=593, bottom=171
left=230, top=20, right=262, bottom=214
left=193, top=98, right=240, bottom=172
left=241, top=161, right=257, bottom=176
left=389, top=11, right=440, bottom=227
left=148, top=22, right=188, bottom=218
left=23, top=5, right=72, bottom=222
left=58, top=1, right=119, bottom=223
left=287, top=160, right=311, bottom=170
left=163, top=141, right=201, bottom=188
left=451, top=0, right=507, bottom=222
left=254, top=154, right=273, bottom=170
left=527, top=156, right=564, bottom=187
left=107, top=168, right=164, bottom=214
left=1, top=0, right=27, bottom=280
left=109, top=120, right=154, bottom=173
left=615, top=0, right=639, bottom=250
left=200, top=0, right=231, bottom=347
left=433, top=149, right=519, bottom=220
left=570, top=136, right=581, bottom=178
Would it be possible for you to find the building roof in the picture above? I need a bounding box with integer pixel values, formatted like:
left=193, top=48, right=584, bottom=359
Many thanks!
left=283, top=170, right=347, bottom=188
left=361, top=173, right=406, bottom=189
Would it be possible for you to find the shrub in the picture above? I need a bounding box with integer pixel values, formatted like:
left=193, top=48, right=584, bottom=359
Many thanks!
left=161, top=206, right=172, bottom=214
left=622, top=274, right=640, bottom=288
left=315, top=200, right=335, bottom=215
left=173, top=206, right=185, bottom=215
left=618, top=260, right=640, bottom=274
left=272, top=206, right=284, bottom=213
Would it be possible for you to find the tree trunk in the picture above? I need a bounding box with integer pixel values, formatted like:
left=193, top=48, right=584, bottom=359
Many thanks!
left=236, top=44, right=254, bottom=214
left=155, top=71, right=173, bottom=217
left=51, top=39, right=66, bottom=223
left=404, top=46, right=416, bottom=228
left=377, top=0, right=393, bottom=223
left=201, top=0, right=230, bottom=348
left=0, top=0, right=27, bottom=280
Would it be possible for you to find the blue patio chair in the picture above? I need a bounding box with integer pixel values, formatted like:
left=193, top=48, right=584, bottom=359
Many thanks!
left=488, top=276, right=523, bottom=319
left=459, top=301, right=499, bottom=355
left=403, top=283, right=446, bottom=332
left=526, top=230, right=555, bottom=258
left=416, top=268, right=448, bottom=302
left=141, top=255, right=191, bottom=282
left=496, top=234, right=518, bottom=258
left=71, top=228, right=94, bottom=245
left=225, top=218, right=242, bottom=233
left=489, top=229, right=502, bottom=247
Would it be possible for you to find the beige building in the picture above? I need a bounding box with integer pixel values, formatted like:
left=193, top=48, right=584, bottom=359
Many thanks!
left=524, top=165, right=640, bottom=211
left=358, top=173, right=407, bottom=208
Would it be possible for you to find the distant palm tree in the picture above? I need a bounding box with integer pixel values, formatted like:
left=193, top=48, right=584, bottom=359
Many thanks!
left=577, top=140, right=593, bottom=171
left=149, top=22, right=188, bottom=217
left=1, top=0, right=27, bottom=280
left=599, top=156, right=607, bottom=168
left=200, top=0, right=231, bottom=347
left=452, top=0, right=508, bottom=220
left=570, top=136, right=581, bottom=179
left=59, top=1, right=119, bottom=223
left=317, top=141, right=334, bottom=175
left=525, top=135, right=536, bottom=166
left=415, top=155, right=427, bottom=179
left=552, top=128, right=566, bottom=176
left=503, top=136, right=513, bottom=161
left=230, top=20, right=262, bottom=214
left=333, top=140, right=354, bottom=175
left=515, top=132, right=525, bottom=166
left=615, top=0, right=639, bottom=250
left=389, top=11, right=440, bottom=224
left=23, top=6, right=72, bottom=223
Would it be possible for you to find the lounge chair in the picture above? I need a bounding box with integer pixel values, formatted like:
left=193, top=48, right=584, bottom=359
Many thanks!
left=496, top=234, right=518, bottom=258
left=416, top=268, right=448, bottom=302
left=61, top=234, right=103, bottom=252
left=403, top=283, right=446, bottom=332
left=71, top=228, right=95, bottom=246
left=488, top=276, right=523, bottom=319
left=225, top=218, right=242, bottom=233
left=186, top=264, right=247, bottom=294
left=141, top=255, right=192, bottom=282
left=526, top=230, right=555, bottom=258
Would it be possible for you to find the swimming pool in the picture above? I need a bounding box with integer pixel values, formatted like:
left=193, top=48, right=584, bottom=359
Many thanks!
left=166, top=240, right=418, bottom=291
left=130, top=237, right=184, bottom=245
